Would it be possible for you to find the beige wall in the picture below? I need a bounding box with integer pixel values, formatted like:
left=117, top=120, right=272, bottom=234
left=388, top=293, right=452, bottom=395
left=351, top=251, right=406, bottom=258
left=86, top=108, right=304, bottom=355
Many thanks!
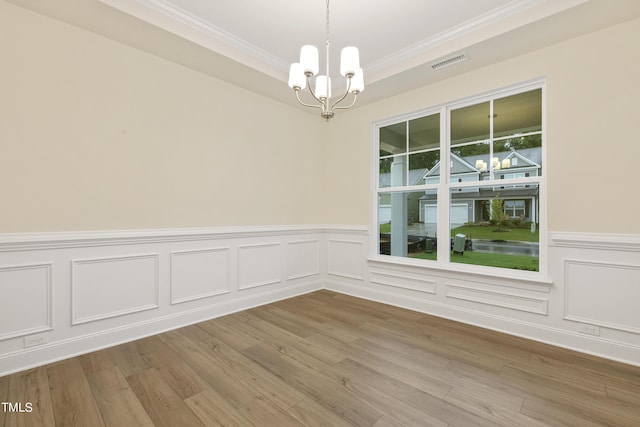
left=326, top=17, right=640, bottom=234
left=3, top=1, right=639, bottom=235
left=0, top=1, right=326, bottom=232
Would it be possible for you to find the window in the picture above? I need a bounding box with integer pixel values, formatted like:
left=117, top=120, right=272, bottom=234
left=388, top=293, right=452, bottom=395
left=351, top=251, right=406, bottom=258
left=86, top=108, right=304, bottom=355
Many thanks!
left=504, top=200, right=526, bottom=218
left=374, top=82, right=544, bottom=274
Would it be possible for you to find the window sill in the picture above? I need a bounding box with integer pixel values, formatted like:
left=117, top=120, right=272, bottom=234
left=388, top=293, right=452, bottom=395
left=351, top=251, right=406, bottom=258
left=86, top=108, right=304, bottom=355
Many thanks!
left=367, top=255, right=553, bottom=289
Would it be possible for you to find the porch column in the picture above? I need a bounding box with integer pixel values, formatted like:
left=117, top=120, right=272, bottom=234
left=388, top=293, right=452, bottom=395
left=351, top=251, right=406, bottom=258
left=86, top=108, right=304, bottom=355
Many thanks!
left=390, top=156, right=407, bottom=257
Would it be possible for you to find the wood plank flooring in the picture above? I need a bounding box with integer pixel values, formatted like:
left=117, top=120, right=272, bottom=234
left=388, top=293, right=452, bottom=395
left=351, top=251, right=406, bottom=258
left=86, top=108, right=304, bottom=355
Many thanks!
left=1, top=290, right=639, bottom=426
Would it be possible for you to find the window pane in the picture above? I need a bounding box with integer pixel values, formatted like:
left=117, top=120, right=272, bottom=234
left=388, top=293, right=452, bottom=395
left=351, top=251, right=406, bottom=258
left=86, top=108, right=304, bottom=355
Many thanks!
left=451, top=102, right=490, bottom=183
left=449, top=187, right=539, bottom=272
left=408, top=150, right=439, bottom=186
left=379, top=157, right=393, bottom=188
left=380, top=122, right=406, bottom=156
left=451, top=101, right=490, bottom=144
left=409, top=113, right=439, bottom=152
left=494, top=89, right=542, bottom=138
left=494, top=134, right=542, bottom=177
left=379, top=155, right=408, bottom=189
left=451, top=141, right=490, bottom=184
left=379, top=191, right=437, bottom=261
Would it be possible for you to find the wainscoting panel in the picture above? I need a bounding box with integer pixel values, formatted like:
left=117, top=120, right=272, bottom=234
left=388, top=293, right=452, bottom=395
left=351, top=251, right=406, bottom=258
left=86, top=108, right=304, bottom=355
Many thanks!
left=370, top=269, right=436, bottom=295
left=2, top=227, right=639, bottom=376
left=445, top=283, right=548, bottom=315
left=327, top=239, right=364, bottom=280
left=0, top=263, right=52, bottom=340
left=170, top=247, right=231, bottom=304
left=71, top=254, right=160, bottom=325
left=287, top=240, right=320, bottom=280
left=237, top=243, right=282, bottom=290
left=0, top=227, right=324, bottom=376
left=564, top=259, right=640, bottom=334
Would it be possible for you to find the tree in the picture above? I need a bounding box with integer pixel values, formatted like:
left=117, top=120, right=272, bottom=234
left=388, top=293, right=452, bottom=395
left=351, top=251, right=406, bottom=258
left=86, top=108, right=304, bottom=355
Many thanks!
left=490, top=193, right=508, bottom=230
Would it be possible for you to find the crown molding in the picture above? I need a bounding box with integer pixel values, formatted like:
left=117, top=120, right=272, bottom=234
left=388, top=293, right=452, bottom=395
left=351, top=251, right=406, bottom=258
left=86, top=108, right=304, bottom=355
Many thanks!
left=98, top=0, right=589, bottom=86
left=365, top=0, right=589, bottom=84
left=98, top=0, right=289, bottom=79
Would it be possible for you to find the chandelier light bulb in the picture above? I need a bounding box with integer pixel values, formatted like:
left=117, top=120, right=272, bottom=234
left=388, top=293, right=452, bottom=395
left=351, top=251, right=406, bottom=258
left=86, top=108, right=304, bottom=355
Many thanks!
left=300, top=45, right=319, bottom=76
left=350, top=68, right=365, bottom=93
left=340, top=47, right=360, bottom=77
left=288, top=63, right=306, bottom=90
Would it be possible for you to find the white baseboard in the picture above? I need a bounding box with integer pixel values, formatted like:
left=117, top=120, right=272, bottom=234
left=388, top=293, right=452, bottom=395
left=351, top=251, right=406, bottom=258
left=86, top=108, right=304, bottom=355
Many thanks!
left=0, top=280, right=321, bottom=376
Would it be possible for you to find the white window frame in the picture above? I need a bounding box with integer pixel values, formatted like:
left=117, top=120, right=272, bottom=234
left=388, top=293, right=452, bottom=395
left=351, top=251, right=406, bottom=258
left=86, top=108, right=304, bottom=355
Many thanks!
left=370, top=79, right=547, bottom=282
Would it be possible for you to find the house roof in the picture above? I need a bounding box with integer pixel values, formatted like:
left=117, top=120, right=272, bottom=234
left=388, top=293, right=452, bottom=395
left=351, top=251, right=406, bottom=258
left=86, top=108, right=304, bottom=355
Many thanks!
left=462, top=147, right=542, bottom=169
left=379, top=147, right=541, bottom=185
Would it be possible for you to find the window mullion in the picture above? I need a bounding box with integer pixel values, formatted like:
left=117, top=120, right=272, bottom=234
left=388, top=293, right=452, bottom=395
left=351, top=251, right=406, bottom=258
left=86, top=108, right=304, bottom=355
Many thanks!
left=438, top=106, right=450, bottom=265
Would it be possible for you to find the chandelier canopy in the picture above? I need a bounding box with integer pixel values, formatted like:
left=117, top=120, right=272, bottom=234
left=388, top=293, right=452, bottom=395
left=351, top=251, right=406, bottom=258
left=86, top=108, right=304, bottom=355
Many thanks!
left=287, top=0, right=364, bottom=120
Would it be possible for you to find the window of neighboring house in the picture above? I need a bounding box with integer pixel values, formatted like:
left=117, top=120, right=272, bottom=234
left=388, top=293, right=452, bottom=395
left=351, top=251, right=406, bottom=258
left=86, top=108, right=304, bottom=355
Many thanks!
left=374, top=81, right=544, bottom=276
left=504, top=200, right=526, bottom=218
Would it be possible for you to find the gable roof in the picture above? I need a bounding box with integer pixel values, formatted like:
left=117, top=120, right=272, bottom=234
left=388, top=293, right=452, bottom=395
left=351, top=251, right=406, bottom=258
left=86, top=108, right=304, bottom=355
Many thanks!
left=379, top=147, right=542, bottom=185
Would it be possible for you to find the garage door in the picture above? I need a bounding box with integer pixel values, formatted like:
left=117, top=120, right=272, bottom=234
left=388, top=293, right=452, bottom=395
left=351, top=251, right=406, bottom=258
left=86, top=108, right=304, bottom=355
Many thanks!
left=450, top=204, right=468, bottom=225
left=424, top=204, right=468, bottom=225
left=424, top=206, right=437, bottom=224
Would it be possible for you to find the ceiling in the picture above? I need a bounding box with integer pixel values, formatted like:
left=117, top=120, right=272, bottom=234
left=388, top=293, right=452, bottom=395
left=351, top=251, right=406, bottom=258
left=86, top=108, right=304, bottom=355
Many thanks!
left=9, top=0, right=640, bottom=111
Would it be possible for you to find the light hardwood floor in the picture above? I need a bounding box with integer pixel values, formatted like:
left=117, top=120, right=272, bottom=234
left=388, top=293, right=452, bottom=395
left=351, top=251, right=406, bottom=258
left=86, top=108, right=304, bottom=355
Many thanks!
left=1, top=290, right=639, bottom=426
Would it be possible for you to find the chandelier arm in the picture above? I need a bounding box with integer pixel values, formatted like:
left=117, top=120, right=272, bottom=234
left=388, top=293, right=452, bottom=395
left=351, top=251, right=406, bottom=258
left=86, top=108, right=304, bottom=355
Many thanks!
left=305, top=75, right=322, bottom=104
left=332, top=93, right=358, bottom=111
left=329, top=77, right=353, bottom=110
left=294, top=89, right=324, bottom=110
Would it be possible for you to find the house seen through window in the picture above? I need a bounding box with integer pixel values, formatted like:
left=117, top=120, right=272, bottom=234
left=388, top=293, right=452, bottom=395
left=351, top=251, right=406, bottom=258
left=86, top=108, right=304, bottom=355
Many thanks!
left=376, top=83, right=543, bottom=273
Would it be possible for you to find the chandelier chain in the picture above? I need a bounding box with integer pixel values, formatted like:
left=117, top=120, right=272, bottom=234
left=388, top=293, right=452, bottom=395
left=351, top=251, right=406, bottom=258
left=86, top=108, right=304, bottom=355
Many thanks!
left=326, top=0, right=330, bottom=44
left=325, top=0, right=330, bottom=78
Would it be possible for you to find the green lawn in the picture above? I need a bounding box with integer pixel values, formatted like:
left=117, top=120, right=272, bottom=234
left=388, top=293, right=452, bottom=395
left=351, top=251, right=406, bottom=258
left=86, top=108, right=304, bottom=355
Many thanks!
left=411, top=250, right=539, bottom=271
left=380, top=223, right=391, bottom=233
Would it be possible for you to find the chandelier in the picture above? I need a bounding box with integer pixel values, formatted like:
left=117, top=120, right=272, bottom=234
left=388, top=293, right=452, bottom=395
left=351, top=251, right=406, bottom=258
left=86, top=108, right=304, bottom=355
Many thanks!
left=287, top=0, right=364, bottom=121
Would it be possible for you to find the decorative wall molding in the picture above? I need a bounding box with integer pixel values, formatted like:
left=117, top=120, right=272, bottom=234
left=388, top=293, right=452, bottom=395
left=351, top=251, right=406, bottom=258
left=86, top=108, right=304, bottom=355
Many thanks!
left=0, top=263, right=53, bottom=341
left=327, top=239, right=364, bottom=280
left=367, top=257, right=552, bottom=292
left=445, top=283, right=548, bottom=315
left=237, top=242, right=282, bottom=290
left=71, top=254, right=160, bottom=325
left=0, top=225, right=327, bottom=252
left=0, top=226, right=326, bottom=376
left=564, top=259, right=640, bottom=334
left=1, top=225, right=639, bottom=376
left=286, top=240, right=320, bottom=280
left=550, top=232, right=640, bottom=252
left=370, top=269, right=436, bottom=294
left=170, top=247, right=231, bottom=304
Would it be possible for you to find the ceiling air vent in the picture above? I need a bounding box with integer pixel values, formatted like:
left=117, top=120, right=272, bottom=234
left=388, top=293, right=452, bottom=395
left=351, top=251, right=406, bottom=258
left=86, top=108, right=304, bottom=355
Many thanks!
left=430, top=52, right=469, bottom=71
